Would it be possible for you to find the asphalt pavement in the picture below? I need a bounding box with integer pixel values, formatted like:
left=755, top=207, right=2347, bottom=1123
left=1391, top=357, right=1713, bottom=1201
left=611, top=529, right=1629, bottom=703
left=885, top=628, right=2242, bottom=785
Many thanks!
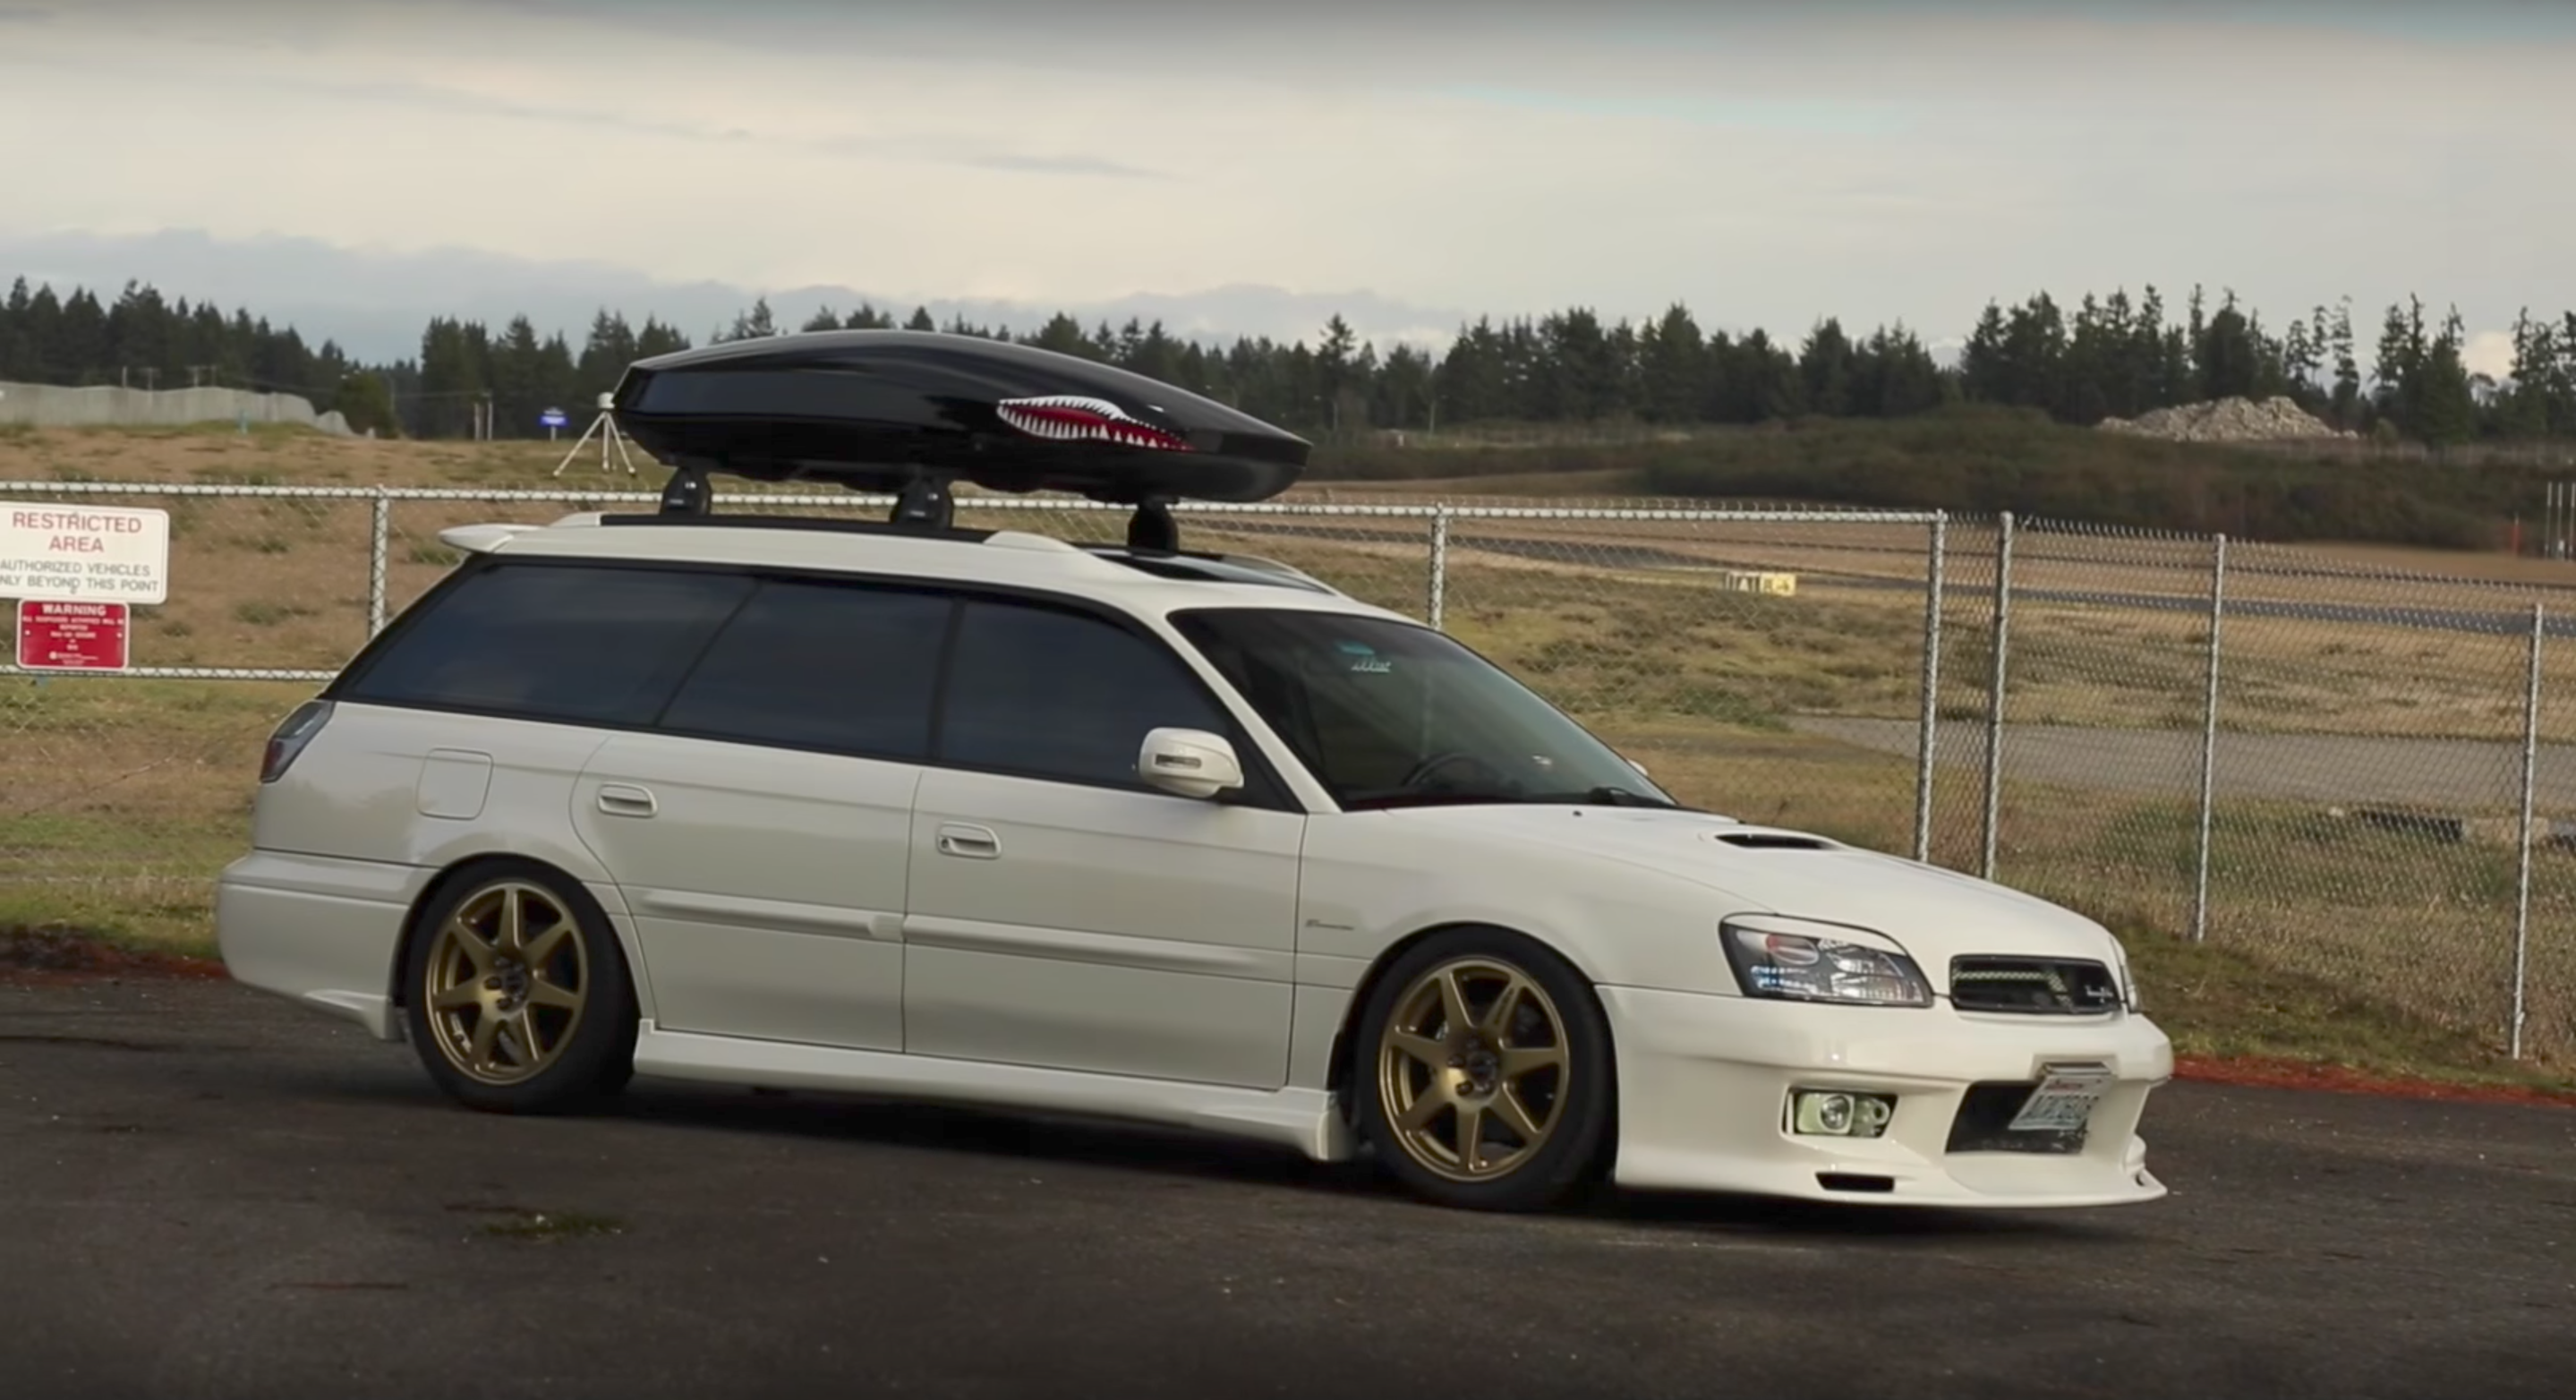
left=4, top=973, right=2571, bottom=1400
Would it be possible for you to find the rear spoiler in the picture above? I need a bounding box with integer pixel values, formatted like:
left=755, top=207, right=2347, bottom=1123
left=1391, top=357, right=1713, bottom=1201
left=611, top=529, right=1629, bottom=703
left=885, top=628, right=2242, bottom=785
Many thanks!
left=436, top=512, right=604, bottom=555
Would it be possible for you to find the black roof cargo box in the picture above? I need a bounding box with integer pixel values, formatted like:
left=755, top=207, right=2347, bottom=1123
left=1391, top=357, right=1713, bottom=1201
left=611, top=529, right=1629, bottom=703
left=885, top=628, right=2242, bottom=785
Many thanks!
left=610, top=330, right=1310, bottom=506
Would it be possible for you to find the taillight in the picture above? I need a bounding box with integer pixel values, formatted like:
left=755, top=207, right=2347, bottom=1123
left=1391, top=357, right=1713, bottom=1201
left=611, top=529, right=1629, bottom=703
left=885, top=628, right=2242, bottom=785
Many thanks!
left=260, top=700, right=335, bottom=783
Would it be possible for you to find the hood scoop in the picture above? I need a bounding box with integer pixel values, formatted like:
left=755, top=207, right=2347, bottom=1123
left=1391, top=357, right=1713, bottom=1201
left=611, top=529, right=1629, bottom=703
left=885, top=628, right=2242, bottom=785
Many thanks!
left=1704, top=830, right=1838, bottom=851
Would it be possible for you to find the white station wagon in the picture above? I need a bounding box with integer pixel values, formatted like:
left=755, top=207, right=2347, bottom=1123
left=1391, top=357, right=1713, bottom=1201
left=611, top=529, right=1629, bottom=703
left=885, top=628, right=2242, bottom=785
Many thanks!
left=216, top=331, right=2171, bottom=1212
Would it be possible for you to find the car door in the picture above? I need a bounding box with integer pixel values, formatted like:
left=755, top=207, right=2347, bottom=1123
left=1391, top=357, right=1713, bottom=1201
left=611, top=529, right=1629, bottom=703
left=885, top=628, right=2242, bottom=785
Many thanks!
left=900, top=593, right=1307, bottom=1090
left=569, top=573, right=951, bottom=1054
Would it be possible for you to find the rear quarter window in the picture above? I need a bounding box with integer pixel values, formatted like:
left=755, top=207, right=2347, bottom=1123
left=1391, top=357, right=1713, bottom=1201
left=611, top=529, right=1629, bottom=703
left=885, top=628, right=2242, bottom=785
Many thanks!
left=337, top=560, right=752, bottom=726
left=654, top=576, right=951, bottom=758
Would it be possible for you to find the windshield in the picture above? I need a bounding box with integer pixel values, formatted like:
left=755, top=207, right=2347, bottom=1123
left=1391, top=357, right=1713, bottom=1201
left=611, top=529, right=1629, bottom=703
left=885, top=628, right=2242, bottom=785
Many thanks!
left=1168, top=607, right=1680, bottom=812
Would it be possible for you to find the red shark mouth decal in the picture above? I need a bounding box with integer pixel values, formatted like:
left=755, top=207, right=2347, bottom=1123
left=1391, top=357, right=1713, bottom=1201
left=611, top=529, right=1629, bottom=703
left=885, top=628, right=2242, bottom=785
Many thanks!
left=994, top=396, right=1196, bottom=453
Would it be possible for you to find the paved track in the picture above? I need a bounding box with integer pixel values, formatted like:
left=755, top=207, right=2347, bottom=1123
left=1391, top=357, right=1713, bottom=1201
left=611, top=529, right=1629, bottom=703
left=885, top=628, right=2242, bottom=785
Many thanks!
left=1794, top=716, right=2576, bottom=808
left=4, top=975, right=2570, bottom=1400
left=1211, top=519, right=2576, bottom=636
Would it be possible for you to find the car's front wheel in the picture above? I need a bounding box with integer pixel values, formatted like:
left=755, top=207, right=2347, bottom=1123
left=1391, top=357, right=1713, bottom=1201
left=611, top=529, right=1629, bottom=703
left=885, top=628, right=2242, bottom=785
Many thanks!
left=1351, top=928, right=1614, bottom=1212
left=401, top=859, right=636, bottom=1114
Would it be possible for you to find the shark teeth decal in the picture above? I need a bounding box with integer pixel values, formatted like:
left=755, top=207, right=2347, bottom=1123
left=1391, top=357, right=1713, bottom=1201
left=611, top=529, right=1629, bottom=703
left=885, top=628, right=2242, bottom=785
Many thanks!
left=994, top=396, right=1196, bottom=453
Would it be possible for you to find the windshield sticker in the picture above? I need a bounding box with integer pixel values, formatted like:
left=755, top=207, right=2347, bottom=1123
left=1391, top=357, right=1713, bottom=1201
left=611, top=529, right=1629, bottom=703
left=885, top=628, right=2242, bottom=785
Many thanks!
left=1336, top=639, right=1393, bottom=674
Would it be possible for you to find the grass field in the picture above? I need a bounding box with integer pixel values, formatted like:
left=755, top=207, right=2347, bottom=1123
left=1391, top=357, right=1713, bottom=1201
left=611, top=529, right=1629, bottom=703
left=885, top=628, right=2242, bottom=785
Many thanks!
left=1313, top=405, right=2576, bottom=552
left=3, top=423, right=2572, bottom=1088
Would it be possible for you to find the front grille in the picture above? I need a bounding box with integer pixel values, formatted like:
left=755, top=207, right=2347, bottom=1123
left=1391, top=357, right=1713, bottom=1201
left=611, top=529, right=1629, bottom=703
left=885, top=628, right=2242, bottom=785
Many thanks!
left=1946, top=1082, right=2090, bottom=1155
left=1948, top=956, right=2123, bottom=1015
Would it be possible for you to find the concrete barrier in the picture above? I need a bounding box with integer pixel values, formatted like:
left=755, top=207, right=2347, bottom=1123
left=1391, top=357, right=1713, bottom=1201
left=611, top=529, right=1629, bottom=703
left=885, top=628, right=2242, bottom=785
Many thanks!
left=0, top=380, right=352, bottom=435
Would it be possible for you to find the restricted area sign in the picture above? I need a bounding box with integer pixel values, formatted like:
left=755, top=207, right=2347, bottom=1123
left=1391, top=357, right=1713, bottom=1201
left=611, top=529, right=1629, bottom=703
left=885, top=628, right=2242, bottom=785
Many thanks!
left=0, top=503, right=171, bottom=604
left=14, top=599, right=131, bottom=670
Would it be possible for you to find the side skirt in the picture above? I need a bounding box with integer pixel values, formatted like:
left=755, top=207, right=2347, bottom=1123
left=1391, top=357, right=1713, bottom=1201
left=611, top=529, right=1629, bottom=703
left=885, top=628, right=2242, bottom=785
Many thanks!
left=631, top=1022, right=1358, bottom=1163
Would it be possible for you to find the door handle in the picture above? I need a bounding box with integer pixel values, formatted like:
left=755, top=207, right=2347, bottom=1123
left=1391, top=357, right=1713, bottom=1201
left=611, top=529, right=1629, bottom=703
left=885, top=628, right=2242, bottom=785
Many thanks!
left=934, top=823, right=1000, bottom=859
left=596, top=783, right=658, bottom=817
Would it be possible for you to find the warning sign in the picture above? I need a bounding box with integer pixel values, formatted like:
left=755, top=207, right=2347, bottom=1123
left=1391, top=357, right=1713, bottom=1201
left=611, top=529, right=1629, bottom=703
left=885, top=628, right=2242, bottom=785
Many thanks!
left=0, top=503, right=171, bottom=604
left=14, top=599, right=131, bottom=670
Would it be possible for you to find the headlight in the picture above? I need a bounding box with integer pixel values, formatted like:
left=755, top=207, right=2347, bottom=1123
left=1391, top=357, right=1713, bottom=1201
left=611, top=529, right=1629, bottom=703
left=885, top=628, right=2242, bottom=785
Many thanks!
left=1721, top=916, right=1932, bottom=1008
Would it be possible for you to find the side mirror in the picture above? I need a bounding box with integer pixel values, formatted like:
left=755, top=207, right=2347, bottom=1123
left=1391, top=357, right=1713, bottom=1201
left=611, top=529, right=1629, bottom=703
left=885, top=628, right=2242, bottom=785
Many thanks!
left=1628, top=757, right=1651, bottom=779
left=1139, top=728, right=1246, bottom=799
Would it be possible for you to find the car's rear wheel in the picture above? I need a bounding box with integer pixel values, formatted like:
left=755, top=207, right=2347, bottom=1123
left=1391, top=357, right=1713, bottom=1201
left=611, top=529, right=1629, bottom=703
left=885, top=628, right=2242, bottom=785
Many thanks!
left=402, top=860, right=635, bottom=1114
left=1352, top=929, right=1613, bottom=1212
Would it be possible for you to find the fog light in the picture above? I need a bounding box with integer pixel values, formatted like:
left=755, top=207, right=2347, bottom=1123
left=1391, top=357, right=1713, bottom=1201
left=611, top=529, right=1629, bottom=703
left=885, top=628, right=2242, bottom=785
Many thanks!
left=1790, top=1089, right=1895, bottom=1138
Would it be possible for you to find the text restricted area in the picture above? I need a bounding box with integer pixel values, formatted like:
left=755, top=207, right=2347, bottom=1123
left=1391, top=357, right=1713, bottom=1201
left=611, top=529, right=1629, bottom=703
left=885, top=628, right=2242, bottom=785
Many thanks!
left=0, top=504, right=172, bottom=605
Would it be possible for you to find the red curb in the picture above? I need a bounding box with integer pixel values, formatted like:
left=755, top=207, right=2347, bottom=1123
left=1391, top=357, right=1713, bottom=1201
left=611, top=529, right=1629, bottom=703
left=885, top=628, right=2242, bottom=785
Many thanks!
left=1, top=928, right=228, bottom=983
left=2172, top=1053, right=2576, bottom=1108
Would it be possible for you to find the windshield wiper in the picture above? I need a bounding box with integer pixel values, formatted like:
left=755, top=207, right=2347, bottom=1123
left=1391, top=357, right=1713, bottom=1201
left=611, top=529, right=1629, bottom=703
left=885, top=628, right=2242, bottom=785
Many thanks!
left=1517, top=785, right=1683, bottom=809
left=1343, top=789, right=1528, bottom=811
left=1580, top=786, right=1676, bottom=807
left=1343, top=785, right=1685, bottom=813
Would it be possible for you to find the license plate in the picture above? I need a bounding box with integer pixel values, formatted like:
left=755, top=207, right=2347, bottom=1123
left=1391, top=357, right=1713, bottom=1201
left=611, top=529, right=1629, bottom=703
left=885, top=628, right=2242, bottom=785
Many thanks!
left=2008, top=1064, right=2114, bottom=1133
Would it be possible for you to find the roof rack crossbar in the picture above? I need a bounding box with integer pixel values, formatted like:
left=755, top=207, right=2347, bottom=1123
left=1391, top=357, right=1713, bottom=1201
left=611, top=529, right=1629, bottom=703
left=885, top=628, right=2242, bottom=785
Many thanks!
left=653, top=458, right=1199, bottom=554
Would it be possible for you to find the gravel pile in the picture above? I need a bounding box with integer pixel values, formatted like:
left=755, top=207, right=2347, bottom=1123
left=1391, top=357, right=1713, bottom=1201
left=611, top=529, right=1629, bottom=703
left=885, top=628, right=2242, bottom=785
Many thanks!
left=2096, top=396, right=2353, bottom=442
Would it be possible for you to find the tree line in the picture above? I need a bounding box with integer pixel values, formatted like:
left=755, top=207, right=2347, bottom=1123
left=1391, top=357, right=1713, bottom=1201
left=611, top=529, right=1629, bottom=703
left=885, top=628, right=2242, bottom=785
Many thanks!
left=5, top=273, right=2574, bottom=449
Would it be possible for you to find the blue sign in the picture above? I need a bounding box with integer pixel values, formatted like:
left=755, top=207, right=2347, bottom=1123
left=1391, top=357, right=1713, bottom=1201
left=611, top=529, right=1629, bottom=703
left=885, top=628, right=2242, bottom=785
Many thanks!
left=540, top=407, right=568, bottom=429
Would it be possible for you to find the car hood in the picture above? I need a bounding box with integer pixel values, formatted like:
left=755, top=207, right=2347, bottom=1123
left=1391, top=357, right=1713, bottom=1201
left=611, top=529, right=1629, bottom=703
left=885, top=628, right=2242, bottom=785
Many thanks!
left=1377, top=803, right=2121, bottom=969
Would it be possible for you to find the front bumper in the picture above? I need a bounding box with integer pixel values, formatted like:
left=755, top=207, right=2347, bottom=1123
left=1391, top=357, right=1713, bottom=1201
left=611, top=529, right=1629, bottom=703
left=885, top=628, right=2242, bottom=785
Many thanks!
left=1599, top=984, right=2173, bottom=1208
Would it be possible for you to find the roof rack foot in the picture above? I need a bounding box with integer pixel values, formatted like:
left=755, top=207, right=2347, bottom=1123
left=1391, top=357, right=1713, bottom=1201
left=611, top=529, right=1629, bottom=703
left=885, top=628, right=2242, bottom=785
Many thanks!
left=1127, top=497, right=1178, bottom=554
left=891, top=471, right=955, bottom=532
left=659, top=465, right=712, bottom=516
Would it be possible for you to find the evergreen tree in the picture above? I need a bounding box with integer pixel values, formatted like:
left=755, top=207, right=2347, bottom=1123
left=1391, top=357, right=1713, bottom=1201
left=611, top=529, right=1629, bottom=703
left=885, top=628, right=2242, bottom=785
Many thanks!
left=1798, top=318, right=1854, bottom=418
left=9, top=269, right=2576, bottom=446
left=1638, top=304, right=1706, bottom=425
left=2413, top=306, right=2479, bottom=447
left=2328, top=297, right=2362, bottom=429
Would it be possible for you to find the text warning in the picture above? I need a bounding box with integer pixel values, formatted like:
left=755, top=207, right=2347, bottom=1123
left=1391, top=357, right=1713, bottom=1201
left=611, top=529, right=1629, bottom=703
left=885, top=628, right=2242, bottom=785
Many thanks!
left=15, top=599, right=132, bottom=671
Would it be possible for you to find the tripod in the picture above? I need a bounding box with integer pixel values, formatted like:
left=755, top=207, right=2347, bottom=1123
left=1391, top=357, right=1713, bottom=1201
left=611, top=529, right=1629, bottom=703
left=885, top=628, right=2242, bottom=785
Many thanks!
left=550, top=393, right=642, bottom=477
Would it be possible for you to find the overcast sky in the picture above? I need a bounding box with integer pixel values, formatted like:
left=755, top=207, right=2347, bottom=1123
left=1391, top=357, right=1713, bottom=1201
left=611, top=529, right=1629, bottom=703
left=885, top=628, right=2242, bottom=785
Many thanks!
left=3, top=0, right=2572, bottom=371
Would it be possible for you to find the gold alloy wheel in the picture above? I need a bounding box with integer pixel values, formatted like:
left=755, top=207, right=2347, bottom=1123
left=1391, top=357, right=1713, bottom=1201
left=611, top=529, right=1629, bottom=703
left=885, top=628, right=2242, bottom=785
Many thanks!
left=1374, top=957, right=1571, bottom=1182
left=421, top=880, right=590, bottom=1087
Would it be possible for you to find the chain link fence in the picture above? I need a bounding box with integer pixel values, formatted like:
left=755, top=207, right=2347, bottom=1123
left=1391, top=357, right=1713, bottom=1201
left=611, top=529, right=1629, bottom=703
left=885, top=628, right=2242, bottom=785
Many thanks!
left=4, top=481, right=2572, bottom=1068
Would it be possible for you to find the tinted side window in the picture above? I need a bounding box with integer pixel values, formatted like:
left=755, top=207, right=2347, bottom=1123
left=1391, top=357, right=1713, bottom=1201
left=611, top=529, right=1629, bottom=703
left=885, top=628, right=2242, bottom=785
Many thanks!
left=938, top=600, right=1230, bottom=787
left=342, top=562, right=751, bottom=725
left=657, top=578, right=951, bottom=758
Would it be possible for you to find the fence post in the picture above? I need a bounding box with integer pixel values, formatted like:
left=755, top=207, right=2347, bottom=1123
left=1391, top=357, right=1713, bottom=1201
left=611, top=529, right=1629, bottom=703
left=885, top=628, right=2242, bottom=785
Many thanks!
left=1426, top=506, right=1452, bottom=631
left=1912, top=512, right=1946, bottom=863
left=2190, top=534, right=2228, bottom=943
left=367, top=488, right=391, bottom=636
left=2511, top=601, right=2543, bottom=1060
left=1980, top=512, right=2014, bottom=881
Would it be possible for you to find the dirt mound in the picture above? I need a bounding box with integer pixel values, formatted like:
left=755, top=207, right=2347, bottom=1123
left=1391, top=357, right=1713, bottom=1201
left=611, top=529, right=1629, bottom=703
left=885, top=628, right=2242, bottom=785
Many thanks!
left=2097, top=396, right=2353, bottom=443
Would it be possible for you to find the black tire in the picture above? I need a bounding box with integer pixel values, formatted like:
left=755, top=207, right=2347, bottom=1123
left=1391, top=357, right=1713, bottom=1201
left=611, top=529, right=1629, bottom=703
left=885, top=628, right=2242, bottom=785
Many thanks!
left=400, top=858, right=637, bottom=1114
left=1349, top=927, right=1615, bottom=1212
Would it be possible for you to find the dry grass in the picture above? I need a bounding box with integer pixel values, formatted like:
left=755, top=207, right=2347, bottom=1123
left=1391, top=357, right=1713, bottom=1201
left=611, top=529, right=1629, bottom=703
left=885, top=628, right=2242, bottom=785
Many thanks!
left=4, top=425, right=2572, bottom=1084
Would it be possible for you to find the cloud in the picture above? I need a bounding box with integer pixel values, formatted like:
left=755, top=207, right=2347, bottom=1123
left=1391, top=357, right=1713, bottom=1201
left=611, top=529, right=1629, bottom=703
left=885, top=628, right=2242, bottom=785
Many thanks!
left=0, top=227, right=1474, bottom=363
left=0, top=0, right=2569, bottom=358
left=313, top=81, right=1173, bottom=180
left=2465, top=332, right=2518, bottom=381
left=0, top=38, right=1173, bottom=183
